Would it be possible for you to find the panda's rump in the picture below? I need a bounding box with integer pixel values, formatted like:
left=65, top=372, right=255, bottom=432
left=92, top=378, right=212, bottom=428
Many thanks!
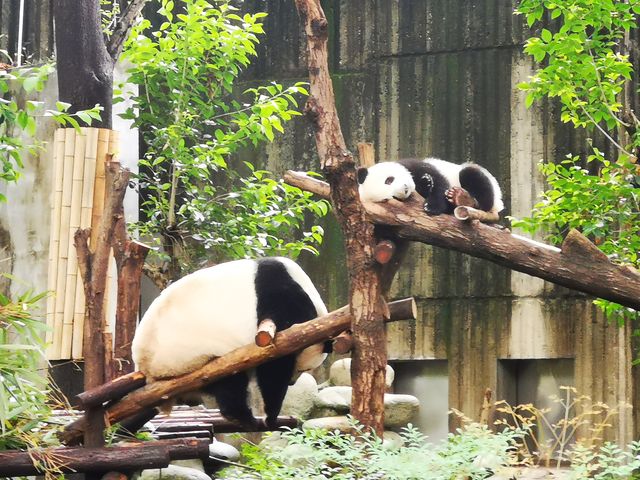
left=132, top=260, right=260, bottom=379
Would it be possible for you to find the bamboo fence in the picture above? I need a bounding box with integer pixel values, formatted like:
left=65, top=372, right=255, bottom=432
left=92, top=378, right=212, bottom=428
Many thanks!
left=46, top=128, right=119, bottom=360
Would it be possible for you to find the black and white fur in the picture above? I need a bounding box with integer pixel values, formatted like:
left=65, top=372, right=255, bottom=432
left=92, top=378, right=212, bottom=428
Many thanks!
left=131, top=257, right=328, bottom=429
left=357, top=158, right=504, bottom=216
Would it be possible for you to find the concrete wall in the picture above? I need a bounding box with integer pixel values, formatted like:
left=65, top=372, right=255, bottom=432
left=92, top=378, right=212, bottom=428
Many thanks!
left=238, top=0, right=637, bottom=443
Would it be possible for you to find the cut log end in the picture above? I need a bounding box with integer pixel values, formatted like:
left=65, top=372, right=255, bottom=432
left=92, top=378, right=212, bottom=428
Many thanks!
left=332, top=331, right=354, bottom=354
left=374, top=240, right=396, bottom=264
left=255, top=319, right=277, bottom=347
left=453, top=206, right=500, bottom=223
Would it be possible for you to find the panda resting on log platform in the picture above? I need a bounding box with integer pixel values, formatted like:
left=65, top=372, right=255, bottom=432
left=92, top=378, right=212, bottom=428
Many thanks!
left=131, top=257, right=329, bottom=429
left=357, top=158, right=504, bottom=217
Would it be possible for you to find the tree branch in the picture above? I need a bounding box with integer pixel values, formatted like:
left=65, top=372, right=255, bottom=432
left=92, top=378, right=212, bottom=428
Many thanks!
left=107, top=0, right=148, bottom=61
left=285, top=171, right=640, bottom=311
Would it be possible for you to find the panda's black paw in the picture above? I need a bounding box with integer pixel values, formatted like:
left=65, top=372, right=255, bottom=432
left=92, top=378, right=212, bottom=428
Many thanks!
left=423, top=203, right=441, bottom=215
left=421, top=173, right=434, bottom=191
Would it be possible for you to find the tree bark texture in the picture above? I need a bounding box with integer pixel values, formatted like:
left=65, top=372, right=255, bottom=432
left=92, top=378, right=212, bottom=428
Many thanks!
left=294, top=0, right=388, bottom=436
left=59, top=298, right=416, bottom=445
left=53, top=0, right=114, bottom=128
left=74, top=162, right=131, bottom=447
left=284, top=170, right=640, bottom=310
left=0, top=438, right=209, bottom=477
left=113, top=216, right=150, bottom=379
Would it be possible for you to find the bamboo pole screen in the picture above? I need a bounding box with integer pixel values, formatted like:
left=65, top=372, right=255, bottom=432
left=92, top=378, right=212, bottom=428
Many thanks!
left=46, top=128, right=119, bottom=360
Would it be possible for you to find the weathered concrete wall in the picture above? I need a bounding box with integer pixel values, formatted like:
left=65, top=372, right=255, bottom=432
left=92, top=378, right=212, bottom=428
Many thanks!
left=240, top=0, right=637, bottom=442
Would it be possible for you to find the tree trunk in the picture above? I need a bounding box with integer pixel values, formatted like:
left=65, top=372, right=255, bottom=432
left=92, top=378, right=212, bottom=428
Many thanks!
left=53, top=0, right=114, bottom=128
left=294, top=0, right=388, bottom=436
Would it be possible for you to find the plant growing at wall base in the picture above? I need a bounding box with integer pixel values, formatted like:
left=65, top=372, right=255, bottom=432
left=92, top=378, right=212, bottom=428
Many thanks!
left=0, top=283, right=58, bottom=451
left=218, top=420, right=525, bottom=479
left=119, top=0, right=329, bottom=285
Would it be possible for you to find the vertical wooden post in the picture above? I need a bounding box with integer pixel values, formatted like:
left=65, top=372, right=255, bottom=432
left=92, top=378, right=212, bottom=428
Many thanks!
left=75, top=160, right=131, bottom=447
left=294, top=0, right=388, bottom=435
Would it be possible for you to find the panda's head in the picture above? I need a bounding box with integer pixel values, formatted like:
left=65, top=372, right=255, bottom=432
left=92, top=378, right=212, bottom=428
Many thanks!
left=357, top=162, right=416, bottom=202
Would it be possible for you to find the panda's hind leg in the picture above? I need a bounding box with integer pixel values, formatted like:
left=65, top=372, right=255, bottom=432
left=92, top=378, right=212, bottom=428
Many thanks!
left=256, top=355, right=296, bottom=429
left=445, top=186, right=478, bottom=208
left=201, top=372, right=259, bottom=429
left=459, top=164, right=496, bottom=212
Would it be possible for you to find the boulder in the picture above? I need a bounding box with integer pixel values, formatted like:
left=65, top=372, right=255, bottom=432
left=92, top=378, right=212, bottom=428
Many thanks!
left=312, top=386, right=419, bottom=428
left=137, top=465, right=210, bottom=480
left=302, top=416, right=352, bottom=432
left=281, top=372, right=319, bottom=419
left=209, top=439, right=240, bottom=462
left=329, top=358, right=394, bottom=388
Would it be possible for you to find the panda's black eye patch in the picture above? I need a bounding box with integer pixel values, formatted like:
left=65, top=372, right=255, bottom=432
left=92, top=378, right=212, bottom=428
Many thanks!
left=384, top=176, right=395, bottom=185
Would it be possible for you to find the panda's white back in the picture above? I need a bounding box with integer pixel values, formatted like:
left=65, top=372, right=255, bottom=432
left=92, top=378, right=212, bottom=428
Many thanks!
left=132, top=259, right=260, bottom=380
left=423, top=158, right=462, bottom=187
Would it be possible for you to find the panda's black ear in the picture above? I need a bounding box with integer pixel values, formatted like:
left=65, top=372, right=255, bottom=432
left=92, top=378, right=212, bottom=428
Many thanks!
left=356, top=167, right=368, bottom=184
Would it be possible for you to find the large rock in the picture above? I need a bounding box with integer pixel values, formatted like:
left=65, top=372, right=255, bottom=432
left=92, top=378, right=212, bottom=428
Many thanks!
left=137, top=465, right=210, bottom=480
left=209, top=439, right=240, bottom=462
left=383, top=394, right=420, bottom=427
left=302, top=415, right=352, bottom=432
left=312, top=386, right=419, bottom=428
left=329, top=359, right=394, bottom=388
left=281, top=372, right=319, bottom=419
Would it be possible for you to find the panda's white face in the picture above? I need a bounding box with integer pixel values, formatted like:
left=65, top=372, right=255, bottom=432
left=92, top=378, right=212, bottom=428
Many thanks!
left=357, top=162, right=416, bottom=202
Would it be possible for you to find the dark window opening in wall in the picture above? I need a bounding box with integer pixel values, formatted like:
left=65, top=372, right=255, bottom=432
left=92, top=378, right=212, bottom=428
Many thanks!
left=497, top=358, right=575, bottom=459
left=392, top=360, right=448, bottom=443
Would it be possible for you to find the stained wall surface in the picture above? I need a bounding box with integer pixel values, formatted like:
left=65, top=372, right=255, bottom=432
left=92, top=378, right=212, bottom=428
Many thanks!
left=238, top=0, right=637, bottom=442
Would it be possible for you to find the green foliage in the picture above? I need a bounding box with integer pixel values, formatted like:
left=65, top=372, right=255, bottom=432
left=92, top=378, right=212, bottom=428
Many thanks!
left=119, top=0, right=328, bottom=278
left=513, top=0, right=640, bottom=326
left=218, top=421, right=525, bottom=480
left=517, top=0, right=639, bottom=133
left=569, top=441, right=640, bottom=479
left=0, top=283, right=57, bottom=450
left=0, top=62, right=102, bottom=202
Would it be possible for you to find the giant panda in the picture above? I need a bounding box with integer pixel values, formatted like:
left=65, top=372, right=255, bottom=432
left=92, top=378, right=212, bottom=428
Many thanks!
left=131, top=257, right=329, bottom=429
left=357, top=158, right=504, bottom=216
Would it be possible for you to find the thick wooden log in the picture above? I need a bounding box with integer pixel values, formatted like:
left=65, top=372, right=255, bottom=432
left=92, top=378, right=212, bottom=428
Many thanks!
left=60, top=298, right=416, bottom=445
left=76, top=371, right=146, bottom=408
left=284, top=171, right=640, bottom=311
left=0, top=438, right=209, bottom=476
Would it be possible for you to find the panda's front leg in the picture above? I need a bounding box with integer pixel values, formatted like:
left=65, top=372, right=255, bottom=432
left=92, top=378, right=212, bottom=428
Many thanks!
left=202, top=373, right=260, bottom=429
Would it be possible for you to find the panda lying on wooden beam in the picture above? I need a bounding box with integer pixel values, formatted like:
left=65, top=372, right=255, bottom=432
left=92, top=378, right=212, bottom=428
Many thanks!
left=357, top=158, right=504, bottom=217
left=131, top=257, right=329, bottom=430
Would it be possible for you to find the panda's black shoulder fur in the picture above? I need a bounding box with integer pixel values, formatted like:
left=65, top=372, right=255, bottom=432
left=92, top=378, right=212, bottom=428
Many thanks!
left=398, top=159, right=454, bottom=214
left=255, top=258, right=319, bottom=330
